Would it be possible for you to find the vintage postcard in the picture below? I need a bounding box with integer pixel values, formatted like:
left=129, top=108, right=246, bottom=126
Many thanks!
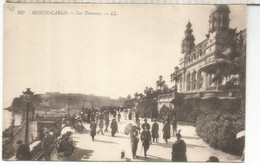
left=3, top=3, right=246, bottom=162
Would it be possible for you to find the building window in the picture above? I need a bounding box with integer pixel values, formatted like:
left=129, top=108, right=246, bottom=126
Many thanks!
left=186, top=73, right=191, bottom=91
left=197, top=71, right=203, bottom=89
left=192, top=71, right=197, bottom=90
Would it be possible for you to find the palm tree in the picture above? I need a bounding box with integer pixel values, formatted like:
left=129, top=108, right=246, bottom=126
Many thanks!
left=156, top=75, right=165, bottom=94
left=171, top=66, right=182, bottom=94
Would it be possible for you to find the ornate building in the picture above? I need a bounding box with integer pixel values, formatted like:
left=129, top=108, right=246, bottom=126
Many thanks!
left=158, top=5, right=246, bottom=111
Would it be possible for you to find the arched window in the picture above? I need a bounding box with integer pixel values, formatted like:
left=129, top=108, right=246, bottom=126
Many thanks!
left=186, top=73, right=191, bottom=91
left=179, top=76, right=182, bottom=92
left=191, top=71, right=197, bottom=90
left=197, top=70, right=203, bottom=89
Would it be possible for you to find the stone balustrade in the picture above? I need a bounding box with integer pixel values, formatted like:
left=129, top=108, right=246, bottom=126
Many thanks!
left=158, top=89, right=241, bottom=102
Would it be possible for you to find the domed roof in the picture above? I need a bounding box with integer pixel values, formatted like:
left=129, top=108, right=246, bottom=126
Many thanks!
left=210, top=5, right=230, bottom=15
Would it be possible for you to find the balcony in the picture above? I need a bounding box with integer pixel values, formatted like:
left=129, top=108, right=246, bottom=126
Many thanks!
left=158, top=93, right=174, bottom=103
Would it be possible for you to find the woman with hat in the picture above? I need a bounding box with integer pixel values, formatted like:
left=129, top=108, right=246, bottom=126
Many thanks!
left=171, top=130, right=187, bottom=162
left=111, top=118, right=118, bottom=137
left=90, top=120, right=97, bottom=141
left=162, top=120, right=171, bottom=143
left=141, top=125, right=151, bottom=159
left=141, top=119, right=150, bottom=131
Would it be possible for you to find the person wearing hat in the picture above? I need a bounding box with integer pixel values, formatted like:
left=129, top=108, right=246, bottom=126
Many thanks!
left=104, top=113, right=110, bottom=132
left=141, top=125, right=152, bottom=159
left=141, top=119, right=150, bottom=131
left=172, top=118, right=177, bottom=136
left=130, top=125, right=139, bottom=159
left=110, top=118, right=118, bottom=137
left=42, top=129, right=56, bottom=161
left=16, top=140, right=32, bottom=160
left=151, top=119, right=159, bottom=143
left=171, top=130, right=187, bottom=162
left=90, top=120, right=97, bottom=141
left=162, top=120, right=171, bottom=143
left=206, top=156, right=219, bottom=162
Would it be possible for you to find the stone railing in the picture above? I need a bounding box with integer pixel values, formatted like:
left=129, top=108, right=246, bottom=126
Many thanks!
left=158, top=93, right=174, bottom=102
left=184, top=91, right=241, bottom=99
left=157, top=86, right=241, bottom=103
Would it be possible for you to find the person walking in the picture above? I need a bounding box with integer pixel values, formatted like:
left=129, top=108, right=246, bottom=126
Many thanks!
left=97, top=119, right=104, bottom=135
left=117, top=112, right=121, bottom=123
left=151, top=119, right=159, bottom=143
left=90, top=120, right=97, bottom=141
left=124, top=109, right=128, bottom=120
left=162, top=120, right=171, bottom=143
left=130, top=126, right=139, bottom=159
left=141, top=126, right=152, bottom=159
left=16, top=140, right=32, bottom=160
left=132, top=110, right=135, bottom=121
left=104, top=113, right=110, bottom=132
left=42, top=130, right=55, bottom=161
left=128, top=110, right=132, bottom=120
left=141, top=119, right=150, bottom=131
left=172, top=118, right=177, bottom=136
left=136, top=118, right=141, bottom=134
left=171, top=131, right=187, bottom=162
left=135, top=112, right=139, bottom=122
left=111, top=118, right=118, bottom=136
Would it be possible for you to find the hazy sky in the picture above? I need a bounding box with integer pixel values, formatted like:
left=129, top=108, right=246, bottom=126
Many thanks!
left=4, top=4, right=246, bottom=107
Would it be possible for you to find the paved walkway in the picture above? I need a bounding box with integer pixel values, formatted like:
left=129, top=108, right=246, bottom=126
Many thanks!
left=52, top=116, right=242, bottom=162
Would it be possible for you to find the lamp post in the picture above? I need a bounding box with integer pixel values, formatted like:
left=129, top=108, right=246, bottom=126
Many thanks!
left=82, top=99, right=85, bottom=113
left=23, top=88, right=34, bottom=144
left=68, top=98, right=71, bottom=118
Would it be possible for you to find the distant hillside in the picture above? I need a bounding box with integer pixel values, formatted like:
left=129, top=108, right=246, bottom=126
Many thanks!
left=6, top=92, right=126, bottom=112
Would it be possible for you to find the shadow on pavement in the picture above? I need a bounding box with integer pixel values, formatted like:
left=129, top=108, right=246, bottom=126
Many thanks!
left=94, top=139, right=120, bottom=145
left=102, top=134, right=129, bottom=139
left=182, top=136, right=201, bottom=140
left=136, top=155, right=169, bottom=162
left=68, top=147, right=93, bottom=161
left=124, top=157, right=132, bottom=162
left=155, top=142, right=172, bottom=148
left=186, top=144, right=206, bottom=148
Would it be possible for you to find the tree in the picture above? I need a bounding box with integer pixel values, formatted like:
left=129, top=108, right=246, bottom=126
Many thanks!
left=127, top=94, right=132, bottom=100
left=156, top=75, right=165, bottom=94
left=134, top=92, right=139, bottom=100
left=171, top=66, right=182, bottom=94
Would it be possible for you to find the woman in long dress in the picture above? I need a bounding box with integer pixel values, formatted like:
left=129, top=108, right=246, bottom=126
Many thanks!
left=172, top=131, right=187, bottom=162
left=110, top=118, right=118, bottom=136
left=90, top=120, right=97, bottom=141
left=162, top=120, right=171, bottom=143
left=141, top=126, right=151, bottom=159
left=151, top=119, right=159, bottom=143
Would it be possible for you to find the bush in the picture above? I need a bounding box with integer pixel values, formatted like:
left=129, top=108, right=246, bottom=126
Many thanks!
left=196, top=111, right=245, bottom=155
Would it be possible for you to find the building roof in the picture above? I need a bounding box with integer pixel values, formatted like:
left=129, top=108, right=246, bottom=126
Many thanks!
left=210, top=5, right=230, bottom=15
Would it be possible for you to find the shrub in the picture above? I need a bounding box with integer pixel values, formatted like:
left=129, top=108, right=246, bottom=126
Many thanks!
left=196, top=111, right=245, bottom=155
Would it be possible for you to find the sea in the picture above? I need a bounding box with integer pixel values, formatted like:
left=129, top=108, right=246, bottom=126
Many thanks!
left=2, top=110, right=23, bottom=130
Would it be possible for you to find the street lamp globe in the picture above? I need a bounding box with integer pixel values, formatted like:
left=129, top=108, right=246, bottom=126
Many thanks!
left=23, top=88, right=34, bottom=103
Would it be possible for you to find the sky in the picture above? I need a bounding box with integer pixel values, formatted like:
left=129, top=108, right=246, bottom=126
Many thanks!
left=3, top=4, right=246, bottom=107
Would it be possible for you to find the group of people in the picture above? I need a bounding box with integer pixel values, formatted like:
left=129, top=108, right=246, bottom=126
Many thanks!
left=89, top=110, right=120, bottom=141
left=128, top=117, right=187, bottom=162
